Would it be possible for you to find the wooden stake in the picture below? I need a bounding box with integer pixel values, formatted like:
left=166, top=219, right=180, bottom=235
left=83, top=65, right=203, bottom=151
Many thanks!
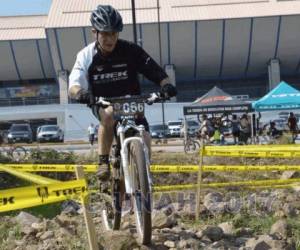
left=75, top=165, right=98, bottom=250
left=195, top=140, right=204, bottom=221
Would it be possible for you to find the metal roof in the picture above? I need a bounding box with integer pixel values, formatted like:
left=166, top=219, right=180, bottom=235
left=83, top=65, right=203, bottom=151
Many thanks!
left=46, top=0, right=300, bottom=28
left=0, top=15, right=47, bottom=41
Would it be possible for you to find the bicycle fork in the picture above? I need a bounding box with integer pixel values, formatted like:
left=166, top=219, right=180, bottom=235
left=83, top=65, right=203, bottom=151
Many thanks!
left=117, top=125, right=152, bottom=195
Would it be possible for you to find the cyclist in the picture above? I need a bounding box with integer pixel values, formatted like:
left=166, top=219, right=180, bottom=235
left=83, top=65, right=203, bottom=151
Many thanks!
left=198, top=114, right=214, bottom=142
left=68, top=5, right=177, bottom=191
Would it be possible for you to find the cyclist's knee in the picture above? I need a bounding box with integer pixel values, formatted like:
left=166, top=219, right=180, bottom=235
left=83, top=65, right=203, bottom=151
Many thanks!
left=99, top=107, right=114, bottom=127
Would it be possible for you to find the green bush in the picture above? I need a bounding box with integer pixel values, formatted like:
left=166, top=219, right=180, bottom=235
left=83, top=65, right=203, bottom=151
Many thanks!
left=28, top=148, right=77, bottom=164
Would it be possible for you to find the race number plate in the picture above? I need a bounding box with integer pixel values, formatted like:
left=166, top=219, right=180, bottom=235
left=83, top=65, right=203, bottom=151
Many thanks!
left=113, top=101, right=145, bottom=118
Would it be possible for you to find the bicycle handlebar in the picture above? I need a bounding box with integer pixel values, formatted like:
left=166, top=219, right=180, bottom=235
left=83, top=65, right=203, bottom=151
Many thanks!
left=93, top=92, right=169, bottom=107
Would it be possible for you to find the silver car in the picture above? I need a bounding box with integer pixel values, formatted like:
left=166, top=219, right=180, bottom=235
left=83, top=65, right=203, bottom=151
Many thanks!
left=150, top=124, right=170, bottom=138
left=37, top=125, right=64, bottom=143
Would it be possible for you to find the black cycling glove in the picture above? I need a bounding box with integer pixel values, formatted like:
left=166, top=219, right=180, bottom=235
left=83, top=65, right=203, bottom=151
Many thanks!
left=76, top=89, right=91, bottom=104
left=161, top=83, right=177, bottom=98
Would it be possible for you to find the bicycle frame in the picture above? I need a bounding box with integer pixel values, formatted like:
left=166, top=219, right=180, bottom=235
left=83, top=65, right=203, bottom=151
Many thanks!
left=116, top=119, right=152, bottom=194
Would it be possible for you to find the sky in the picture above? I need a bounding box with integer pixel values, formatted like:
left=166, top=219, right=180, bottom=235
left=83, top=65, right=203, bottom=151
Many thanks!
left=0, top=0, right=52, bottom=16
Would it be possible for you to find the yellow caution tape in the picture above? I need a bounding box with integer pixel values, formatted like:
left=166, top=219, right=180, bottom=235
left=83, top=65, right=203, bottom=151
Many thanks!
left=3, top=164, right=200, bottom=173
left=2, top=164, right=300, bottom=174
left=0, top=164, right=97, bottom=172
left=153, top=184, right=197, bottom=192
left=247, top=184, right=300, bottom=190
left=89, top=189, right=98, bottom=194
left=150, top=165, right=199, bottom=172
left=150, top=165, right=300, bottom=172
left=202, top=165, right=300, bottom=172
left=0, top=165, right=60, bottom=185
left=0, top=179, right=87, bottom=213
left=205, top=144, right=300, bottom=150
left=203, top=145, right=300, bottom=158
left=204, top=178, right=300, bottom=187
left=203, top=149, right=300, bottom=158
left=153, top=178, right=300, bottom=192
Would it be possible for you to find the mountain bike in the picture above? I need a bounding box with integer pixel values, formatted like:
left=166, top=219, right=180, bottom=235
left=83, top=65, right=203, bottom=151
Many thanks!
left=0, top=142, right=27, bottom=161
left=183, top=134, right=200, bottom=154
left=96, top=93, right=166, bottom=245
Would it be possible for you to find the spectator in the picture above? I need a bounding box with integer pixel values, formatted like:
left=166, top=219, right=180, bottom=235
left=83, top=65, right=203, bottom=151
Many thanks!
left=287, top=112, right=298, bottom=143
left=231, top=114, right=240, bottom=144
left=239, top=114, right=251, bottom=144
left=267, top=121, right=282, bottom=139
left=198, top=114, right=214, bottom=141
left=88, top=123, right=96, bottom=146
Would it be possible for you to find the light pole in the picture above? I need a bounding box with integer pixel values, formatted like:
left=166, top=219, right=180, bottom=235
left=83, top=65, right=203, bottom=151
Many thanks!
left=131, top=0, right=138, bottom=44
left=156, top=0, right=167, bottom=142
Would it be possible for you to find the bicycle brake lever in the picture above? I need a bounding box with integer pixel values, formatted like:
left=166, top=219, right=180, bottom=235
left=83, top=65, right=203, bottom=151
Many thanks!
left=95, top=97, right=111, bottom=108
left=146, top=93, right=160, bottom=105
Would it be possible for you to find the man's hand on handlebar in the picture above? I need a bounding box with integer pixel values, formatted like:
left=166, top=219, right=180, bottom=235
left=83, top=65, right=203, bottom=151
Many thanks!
left=160, top=83, right=177, bottom=99
left=146, top=93, right=161, bottom=105
left=76, top=89, right=91, bottom=104
left=95, top=97, right=111, bottom=108
left=91, top=90, right=174, bottom=108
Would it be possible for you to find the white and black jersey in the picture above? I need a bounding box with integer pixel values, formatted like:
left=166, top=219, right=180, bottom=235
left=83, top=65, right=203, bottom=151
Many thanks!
left=69, top=39, right=168, bottom=98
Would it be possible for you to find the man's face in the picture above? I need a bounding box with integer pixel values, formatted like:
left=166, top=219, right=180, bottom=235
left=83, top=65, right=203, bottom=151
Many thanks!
left=93, top=29, right=119, bottom=53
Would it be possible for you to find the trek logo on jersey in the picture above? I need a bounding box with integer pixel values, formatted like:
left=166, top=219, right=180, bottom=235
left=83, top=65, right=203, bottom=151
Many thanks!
left=112, top=63, right=127, bottom=68
left=96, top=66, right=104, bottom=72
left=93, top=70, right=128, bottom=82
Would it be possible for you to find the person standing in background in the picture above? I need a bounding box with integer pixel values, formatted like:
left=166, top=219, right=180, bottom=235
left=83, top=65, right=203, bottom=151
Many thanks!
left=287, top=112, right=298, bottom=143
left=239, top=114, right=251, bottom=144
left=231, top=114, right=240, bottom=144
left=88, top=123, right=96, bottom=146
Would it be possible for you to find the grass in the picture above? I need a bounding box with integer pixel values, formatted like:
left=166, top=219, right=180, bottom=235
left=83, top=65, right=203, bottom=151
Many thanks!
left=0, top=219, right=22, bottom=250
left=152, top=151, right=199, bottom=165
left=231, top=212, right=276, bottom=234
left=182, top=211, right=300, bottom=237
left=287, top=217, right=300, bottom=250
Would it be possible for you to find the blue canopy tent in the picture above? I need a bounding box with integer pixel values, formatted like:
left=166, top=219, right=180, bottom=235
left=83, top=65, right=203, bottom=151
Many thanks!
left=252, top=81, right=300, bottom=111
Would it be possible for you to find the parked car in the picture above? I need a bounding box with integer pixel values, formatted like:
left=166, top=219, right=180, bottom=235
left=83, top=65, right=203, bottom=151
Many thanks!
left=167, top=121, right=182, bottom=137
left=37, top=125, right=64, bottom=143
left=186, top=120, right=200, bottom=135
left=180, top=120, right=200, bottom=137
left=7, top=123, right=33, bottom=143
left=150, top=124, right=170, bottom=138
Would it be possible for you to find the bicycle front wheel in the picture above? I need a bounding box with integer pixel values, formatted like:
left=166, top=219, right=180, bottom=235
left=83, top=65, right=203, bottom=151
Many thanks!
left=129, top=140, right=152, bottom=245
left=184, top=140, right=200, bottom=154
left=10, top=146, right=27, bottom=161
left=101, top=176, right=123, bottom=231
